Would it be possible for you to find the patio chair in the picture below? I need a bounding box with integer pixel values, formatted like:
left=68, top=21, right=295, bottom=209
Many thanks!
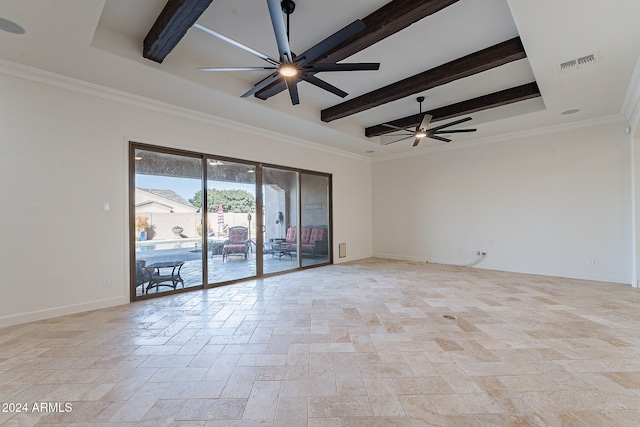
left=222, top=226, right=250, bottom=261
left=135, top=260, right=151, bottom=292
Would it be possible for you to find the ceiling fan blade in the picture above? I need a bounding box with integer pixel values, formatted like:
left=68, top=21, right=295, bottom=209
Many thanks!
left=383, top=135, right=412, bottom=145
left=285, top=78, right=300, bottom=105
left=381, top=123, right=413, bottom=132
left=296, top=20, right=366, bottom=65
left=308, top=63, right=380, bottom=72
left=300, top=73, right=348, bottom=98
left=386, top=132, right=414, bottom=138
left=428, top=117, right=473, bottom=132
left=429, top=135, right=452, bottom=143
left=432, top=128, right=477, bottom=134
left=412, top=138, right=421, bottom=147
left=193, top=24, right=279, bottom=66
left=241, top=73, right=282, bottom=98
left=266, top=0, right=294, bottom=63
left=198, top=67, right=277, bottom=72
left=417, top=113, right=433, bottom=131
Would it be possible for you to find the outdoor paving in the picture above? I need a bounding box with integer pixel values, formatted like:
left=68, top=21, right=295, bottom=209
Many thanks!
left=136, top=247, right=328, bottom=297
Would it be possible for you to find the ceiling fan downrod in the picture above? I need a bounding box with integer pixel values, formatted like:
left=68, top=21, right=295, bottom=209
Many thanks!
left=415, top=97, right=427, bottom=139
left=281, top=0, right=296, bottom=41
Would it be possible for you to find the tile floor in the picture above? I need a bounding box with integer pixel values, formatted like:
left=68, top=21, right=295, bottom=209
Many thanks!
left=1, top=258, right=640, bottom=426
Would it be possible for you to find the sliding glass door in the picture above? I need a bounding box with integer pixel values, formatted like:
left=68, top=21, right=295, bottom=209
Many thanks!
left=206, top=158, right=256, bottom=283
left=131, top=143, right=332, bottom=301
left=132, top=148, right=204, bottom=297
left=262, top=167, right=299, bottom=274
left=300, top=173, right=331, bottom=267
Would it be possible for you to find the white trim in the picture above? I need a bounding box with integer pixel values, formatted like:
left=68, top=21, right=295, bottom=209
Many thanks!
left=332, top=253, right=372, bottom=264
left=0, top=296, right=129, bottom=328
left=373, top=114, right=628, bottom=162
left=0, top=59, right=371, bottom=163
left=373, top=253, right=630, bottom=285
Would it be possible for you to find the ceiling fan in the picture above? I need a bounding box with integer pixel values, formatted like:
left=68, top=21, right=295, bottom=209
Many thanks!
left=381, top=97, right=477, bottom=147
left=193, top=0, right=380, bottom=105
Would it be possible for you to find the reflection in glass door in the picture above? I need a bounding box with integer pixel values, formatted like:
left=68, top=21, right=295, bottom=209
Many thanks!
left=206, top=159, right=256, bottom=283
left=301, top=173, right=331, bottom=267
left=263, top=167, right=299, bottom=274
left=133, top=149, right=204, bottom=297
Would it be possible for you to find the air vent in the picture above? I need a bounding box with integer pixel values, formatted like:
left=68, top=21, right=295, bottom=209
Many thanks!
left=559, top=59, right=577, bottom=73
left=577, top=54, right=596, bottom=66
left=559, top=53, right=599, bottom=73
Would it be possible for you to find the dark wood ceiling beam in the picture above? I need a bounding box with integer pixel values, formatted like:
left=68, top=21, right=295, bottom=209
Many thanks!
left=255, top=0, right=461, bottom=100
left=143, top=0, right=214, bottom=63
left=365, top=82, right=541, bottom=137
left=322, top=37, right=527, bottom=123
left=317, top=0, right=461, bottom=64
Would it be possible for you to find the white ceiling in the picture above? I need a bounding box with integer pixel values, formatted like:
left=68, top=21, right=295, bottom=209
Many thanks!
left=1, top=0, right=639, bottom=158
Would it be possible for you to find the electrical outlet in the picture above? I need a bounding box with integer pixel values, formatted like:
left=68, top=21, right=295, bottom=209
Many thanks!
left=587, top=258, right=596, bottom=266
left=102, top=277, right=111, bottom=287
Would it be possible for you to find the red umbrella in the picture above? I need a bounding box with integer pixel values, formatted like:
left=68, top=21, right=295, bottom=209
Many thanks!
left=217, top=205, right=224, bottom=225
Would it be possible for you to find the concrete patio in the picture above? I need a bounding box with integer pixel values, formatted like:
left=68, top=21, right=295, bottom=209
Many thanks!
left=136, top=246, right=329, bottom=297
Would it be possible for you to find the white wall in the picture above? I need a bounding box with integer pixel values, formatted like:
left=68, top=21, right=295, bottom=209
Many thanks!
left=372, top=122, right=633, bottom=284
left=0, top=71, right=373, bottom=327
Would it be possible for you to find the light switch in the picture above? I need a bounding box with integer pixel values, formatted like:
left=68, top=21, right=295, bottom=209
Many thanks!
left=103, top=202, right=111, bottom=211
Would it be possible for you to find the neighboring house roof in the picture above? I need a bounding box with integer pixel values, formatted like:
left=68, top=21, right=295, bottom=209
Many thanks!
left=135, top=200, right=175, bottom=210
left=137, top=188, right=194, bottom=208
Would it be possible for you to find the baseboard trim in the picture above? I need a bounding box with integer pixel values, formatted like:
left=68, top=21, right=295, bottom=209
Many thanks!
left=333, top=253, right=373, bottom=264
left=372, top=253, right=631, bottom=285
left=0, top=297, right=129, bottom=328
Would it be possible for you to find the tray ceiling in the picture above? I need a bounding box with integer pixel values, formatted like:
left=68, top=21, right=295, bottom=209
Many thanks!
left=1, top=0, right=639, bottom=157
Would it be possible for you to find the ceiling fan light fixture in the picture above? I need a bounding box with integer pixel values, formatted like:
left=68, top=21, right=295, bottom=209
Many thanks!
left=415, top=129, right=427, bottom=139
left=279, top=64, right=298, bottom=77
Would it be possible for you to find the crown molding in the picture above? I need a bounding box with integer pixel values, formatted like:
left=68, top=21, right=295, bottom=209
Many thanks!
left=0, top=59, right=372, bottom=163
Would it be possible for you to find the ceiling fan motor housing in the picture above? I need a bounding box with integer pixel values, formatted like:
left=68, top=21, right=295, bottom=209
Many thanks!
left=281, top=0, right=296, bottom=15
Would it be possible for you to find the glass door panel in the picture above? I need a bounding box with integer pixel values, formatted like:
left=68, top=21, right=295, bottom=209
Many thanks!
left=133, top=149, right=204, bottom=297
left=206, top=159, right=256, bottom=284
left=300, top=173, right=331, bottom=267
left=263, top=167, right=299, bottom=274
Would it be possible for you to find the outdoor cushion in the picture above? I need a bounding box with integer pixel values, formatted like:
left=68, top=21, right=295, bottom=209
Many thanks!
left=222, top=226, right=249, bottom=261
left=284, top=226, right=328, bottom=257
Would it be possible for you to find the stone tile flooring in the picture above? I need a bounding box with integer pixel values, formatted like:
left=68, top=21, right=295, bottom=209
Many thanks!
left=1, top=258, right=640, bottom=426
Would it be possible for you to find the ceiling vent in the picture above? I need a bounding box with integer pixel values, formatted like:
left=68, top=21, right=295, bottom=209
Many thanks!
left=559, top=53, right=599, bottom=73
